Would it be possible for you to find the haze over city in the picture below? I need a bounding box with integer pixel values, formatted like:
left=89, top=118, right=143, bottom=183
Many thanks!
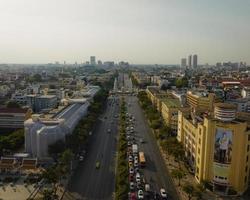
left=0, top=0, right=250, bottom=64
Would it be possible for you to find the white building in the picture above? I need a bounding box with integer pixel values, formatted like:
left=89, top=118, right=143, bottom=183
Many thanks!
left=25, top=101, right=89, bottom=158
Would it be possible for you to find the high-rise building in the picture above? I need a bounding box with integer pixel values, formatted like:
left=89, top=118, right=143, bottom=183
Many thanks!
left=188, top=55, right=192, bottom=68
left=90, top=56, right=96, bottom=65
left=181, top=58, right=187, bottom=68
left=193, top=54, right=198, bottom=68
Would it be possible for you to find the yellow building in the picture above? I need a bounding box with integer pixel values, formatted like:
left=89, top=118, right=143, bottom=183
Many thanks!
left=186, top=90, right=215, bottom=112
left=146, top=86, right=181, bottom=132
left=178, top=103, right=250, bottom=195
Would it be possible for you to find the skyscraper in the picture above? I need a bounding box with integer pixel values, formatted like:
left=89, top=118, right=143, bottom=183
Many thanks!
left=181, top=58, right=187, bottom=68
left=90, top=56, right=96, bottom=65
left=193, top=54, right=198, bottom=68
left=188, top=55, right=192, bottom=68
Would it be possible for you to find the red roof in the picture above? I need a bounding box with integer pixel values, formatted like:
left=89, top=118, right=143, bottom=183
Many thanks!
left=0, top=108, right=29, bottom=114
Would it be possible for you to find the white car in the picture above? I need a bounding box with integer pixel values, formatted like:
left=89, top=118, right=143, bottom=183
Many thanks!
left=134, top=156, right=138, bottom=162
left=134, top=160, right=138, bottom=167
left=136, top=172, right=140, bottom=182
left=130, top=182, right=135, bottom=190
left=129, top=168, right=134, bottom=174
left=129, top=155, right=133, bottom=162
left=137, top=190, right=144, bottom=199
left=160, top=188, right=168, bottom=198
left=79, top=156, right=84, bottom=162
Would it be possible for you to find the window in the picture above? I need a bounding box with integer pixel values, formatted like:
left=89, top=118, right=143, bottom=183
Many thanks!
left=247, top=156, right=249, bottom=162
left=198, top=148, right=200, bottom=154
left=248, top=145, right=250, bottom=152
left=199, top=138, right=201, bottom=144
left=196, top=167, right=199, bottom=174
left=245, top=176, right=247, bottom=183
left=248, top=135, right=250, bottom=141
left=246, top=166, right=248, bottom=172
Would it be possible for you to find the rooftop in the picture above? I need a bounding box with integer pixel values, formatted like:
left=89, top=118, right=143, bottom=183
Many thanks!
left=162, top=96, right=180, bottom=108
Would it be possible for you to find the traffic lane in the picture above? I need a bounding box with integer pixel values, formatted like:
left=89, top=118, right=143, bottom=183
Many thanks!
left=85, top=99, right=119, bottom=199
left=83, top=101, right=115, bottom=195
left=67, top=99, right=119, bottom=199
left=126, top=96, right=161, bottom=189
left=84, top=100, right=118, bottom=199
left=127, top=95, right=179, bottom=200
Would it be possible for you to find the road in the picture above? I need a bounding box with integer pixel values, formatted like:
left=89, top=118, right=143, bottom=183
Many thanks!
left=64, top=96, right=120, bottom=200
left=126, top=95, right=180, bottom=200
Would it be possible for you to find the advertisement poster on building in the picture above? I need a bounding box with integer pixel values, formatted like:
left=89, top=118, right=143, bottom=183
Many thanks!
left=214, top=129, right=233, bottom=164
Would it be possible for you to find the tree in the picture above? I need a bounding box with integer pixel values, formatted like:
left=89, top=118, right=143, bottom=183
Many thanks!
left=6, top=101, right=20, bottom=108
left=183, top=184, right=195, bottom=200
left=48, top=140, right=66, bottom=156
left=151, top=119, right=162, bottom=129
left=175, top=77, right=188, bottom=88
left=32, top=74, right=42, bottom=82
left=59, top=149, right=73, bottom=174
left=172, top=169, right=185, bottom=186
left=42, top=189, right=55, bottom=200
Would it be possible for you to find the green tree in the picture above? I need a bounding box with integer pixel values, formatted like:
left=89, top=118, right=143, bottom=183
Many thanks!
left=183, top=184, right=195, bottom=200
left=48, top=140, right=66, bottom=156
left=171, top=169, right=185, bottom=186
left=6, top=101, right=21, bottom=108
left=42, top=189, right=55, bottom=200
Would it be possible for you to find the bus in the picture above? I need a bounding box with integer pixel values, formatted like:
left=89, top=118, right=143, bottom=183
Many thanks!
left=139, top=152, right=146, bottom=167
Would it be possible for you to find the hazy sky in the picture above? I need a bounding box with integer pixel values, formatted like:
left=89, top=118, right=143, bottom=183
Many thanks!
left=0, top=0, right=249, bottom=64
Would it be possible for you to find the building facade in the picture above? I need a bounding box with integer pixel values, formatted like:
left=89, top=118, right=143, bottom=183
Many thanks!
left=178, top=103, right=250, bottom=195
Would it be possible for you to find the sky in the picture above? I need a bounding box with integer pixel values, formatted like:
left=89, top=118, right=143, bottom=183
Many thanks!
left=0, top=0, right=249, bottom=64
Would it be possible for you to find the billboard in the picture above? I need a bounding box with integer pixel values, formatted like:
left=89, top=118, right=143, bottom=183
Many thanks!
left=214, top=128, right=233, bottom=164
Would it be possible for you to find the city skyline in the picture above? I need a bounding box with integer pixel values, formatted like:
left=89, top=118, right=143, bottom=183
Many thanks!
left=0, top=0, right=249, bottom=64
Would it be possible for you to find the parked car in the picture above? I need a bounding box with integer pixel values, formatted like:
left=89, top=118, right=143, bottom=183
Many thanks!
left=130, top=182, right=135, bottom=190
left=130, top=192, right=137, bottom=200
left=145, top=184, right=150, bottom=192
left=129, top=167, right=134, bottom=174
left=160, top=188, right=168, bottom=199
left=138, top=190, right=144, bottom=199
left=136, top=173, right=140, bottom=182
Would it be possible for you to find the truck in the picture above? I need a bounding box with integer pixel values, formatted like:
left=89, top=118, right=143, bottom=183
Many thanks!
left=132, top=144, right=138, bottom=155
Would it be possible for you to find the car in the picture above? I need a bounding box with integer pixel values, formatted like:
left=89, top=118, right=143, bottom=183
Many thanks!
left=153, top=192, right=161, bottom=200
left=160, top=188, right=168, bottom=198
left=95, top=161, right=100, bottom=169
left=129, top=167, right=134, bottom=174
left=128, top=162, right=133, bottom=168
left=134, top=167, right=139, bottom=173
left=137, top=190, right=144, bottom=199
left=134, top=156, right=139, bottom=162
left=107, top=129, right=111, bottom=133
left=114, top=114, right=118, bottom=118
left=128, top=141, right=132, bottom=146
left=145, top=183, right=150, bottom=192
left=129, top=155, right=133, bottom=162
left=79, top=156, right=84, bottom=162
left=130, top=192, right=137, bottom=200
left=130, top=182, right=135, bottom=190
left=136, top=181, right=142, bottom=190
left=134, top=160, right=138, bottom=167
left=136, top=172, right=140, bottom=182
left=129, top=174, right=134, bottom=182
left=140, top=138, right=145, bottom=143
